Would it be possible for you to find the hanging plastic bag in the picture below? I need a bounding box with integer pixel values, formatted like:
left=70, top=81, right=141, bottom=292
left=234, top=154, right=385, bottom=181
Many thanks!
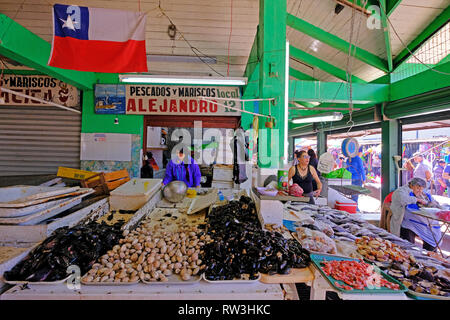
left=317, top=151, right=335, bottom=174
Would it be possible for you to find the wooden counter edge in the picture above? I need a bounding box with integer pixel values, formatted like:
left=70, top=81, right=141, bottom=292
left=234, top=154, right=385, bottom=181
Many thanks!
left=259, top=264, right=315, bottom=284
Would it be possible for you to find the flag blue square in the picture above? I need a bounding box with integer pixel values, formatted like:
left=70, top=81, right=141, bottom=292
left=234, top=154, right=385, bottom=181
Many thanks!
left=53, top=4, right=89, bottom=40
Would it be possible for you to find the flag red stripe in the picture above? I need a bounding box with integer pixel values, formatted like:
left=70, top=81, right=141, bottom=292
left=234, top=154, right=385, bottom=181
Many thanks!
left=49, top=36, right=147, bottom=73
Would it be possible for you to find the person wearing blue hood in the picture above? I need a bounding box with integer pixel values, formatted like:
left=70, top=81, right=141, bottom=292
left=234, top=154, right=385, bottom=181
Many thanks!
left=162, top=148, right=201, bottom=188
left=345, top=146, right=366, bottom=210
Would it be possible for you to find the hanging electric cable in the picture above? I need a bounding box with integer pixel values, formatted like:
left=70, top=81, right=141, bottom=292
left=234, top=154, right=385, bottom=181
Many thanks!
left=379, top=1, right=450, bottom=76
left=344, top=0, right=368, bottom=136
left=227, top=0, right=233, bottom=77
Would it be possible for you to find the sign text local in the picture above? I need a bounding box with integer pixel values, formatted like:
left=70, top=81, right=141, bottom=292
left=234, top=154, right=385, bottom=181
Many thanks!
left=94, top=84, right=241, bottom=116
left=0, top=75, right=79, bottom=107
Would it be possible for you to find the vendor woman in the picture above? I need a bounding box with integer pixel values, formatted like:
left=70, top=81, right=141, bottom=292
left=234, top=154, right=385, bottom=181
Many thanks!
left=288, top=150, right=322, bottom=204
left=162, top=148, right=201, bottom=188
left=390, top=177, right=442, bottom=251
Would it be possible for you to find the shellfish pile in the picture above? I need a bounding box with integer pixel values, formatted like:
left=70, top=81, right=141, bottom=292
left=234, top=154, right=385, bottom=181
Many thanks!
left=4, top=221, right=123, bottom=282
left=82, top=219, right=207, bottom=283
left=385, top=262, right=450, bottom=297
left=202, top=196, right=310, bottom=280
left=355, top=236, right=412, bottom=264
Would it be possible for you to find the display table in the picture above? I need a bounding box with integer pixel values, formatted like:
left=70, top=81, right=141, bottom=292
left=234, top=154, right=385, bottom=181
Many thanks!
left=309, top=266, right=408, bottom=300
left=410, top=209, right=449, bottom=259
left=0, top=282, right=284, bottom=300
left=328, top=185, right=372, bottom=197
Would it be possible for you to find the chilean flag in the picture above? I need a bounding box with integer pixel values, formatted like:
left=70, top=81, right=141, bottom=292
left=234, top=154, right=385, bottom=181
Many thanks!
left=49, top=4, right=148, bottom=73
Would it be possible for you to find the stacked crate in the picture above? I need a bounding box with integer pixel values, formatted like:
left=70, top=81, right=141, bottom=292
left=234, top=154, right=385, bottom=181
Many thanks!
left=211, top=164, right=234, bottom=189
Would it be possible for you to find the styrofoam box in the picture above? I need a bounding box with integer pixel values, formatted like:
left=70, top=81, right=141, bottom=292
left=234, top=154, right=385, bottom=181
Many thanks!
left=212, top=181, right=234, bottom=189
left=251, top=189, right=283, bottom=227
left=109, top=178, right=162, bottom=211
left=213, top=165, right=234, bottom=181
left=257, top=199, right=284, bottom=227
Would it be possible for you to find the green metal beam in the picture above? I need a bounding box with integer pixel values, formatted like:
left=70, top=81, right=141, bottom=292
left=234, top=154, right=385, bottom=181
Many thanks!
left=379, top=0, right=393, bottom=72
left=288, top=102, right=370, bottom=118
left=0, top=14, right=95, bottom=90
left=242, top=64, right=260, bottom=98
left=289, top=67, right=317, bottom=81
left=292, top=101, right=317, bottom=109
left=289, top=80, right=388, bottom=103
left=386, top=0, right=403, bottom=16
left=390, top=60, right=450, bottom=101
left=393, top=6, right=450, bottom=68
left=241, top=64, right=260, bottom=133
left=385, top=87, right=450, bottom=119
left=286, top=13, right=388, bottom=72
left=438, top=54, right=450, bottom=66
left=244, top=28, right=259, bottom=80
left=290, top=45, right=367, bottom=83
left=338, top=0, right=378, bottom=11
left=258, top=0, right=287, bottom=168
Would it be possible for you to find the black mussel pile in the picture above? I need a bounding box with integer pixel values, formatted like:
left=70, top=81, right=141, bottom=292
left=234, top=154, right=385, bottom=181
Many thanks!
left=4, top=221, right=123, bottom=282
left=202, top=196, right=310, bottom=281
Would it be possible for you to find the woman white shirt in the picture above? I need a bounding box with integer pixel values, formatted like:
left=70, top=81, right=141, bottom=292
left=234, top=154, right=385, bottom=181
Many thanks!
left=390, top=179, right=442, bottom=248
left=390, top=184, right=418, bottom=237
left=401, top=193, right=442, bottom=248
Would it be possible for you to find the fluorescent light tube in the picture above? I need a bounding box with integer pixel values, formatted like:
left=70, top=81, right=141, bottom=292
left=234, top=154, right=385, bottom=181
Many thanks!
left=291, top=112, right=343, bottom=124
left=119, top=75, right=247, bottom=85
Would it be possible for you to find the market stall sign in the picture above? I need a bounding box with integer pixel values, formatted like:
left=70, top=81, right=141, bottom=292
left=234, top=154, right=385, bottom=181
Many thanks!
left=0, top=75, right=79, bottom=107
left=95, top=84, right=241, bottom=116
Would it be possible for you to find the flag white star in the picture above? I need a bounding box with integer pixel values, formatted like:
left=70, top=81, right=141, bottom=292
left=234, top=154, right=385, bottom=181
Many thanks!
left=60, top=14, right=77, bottom=31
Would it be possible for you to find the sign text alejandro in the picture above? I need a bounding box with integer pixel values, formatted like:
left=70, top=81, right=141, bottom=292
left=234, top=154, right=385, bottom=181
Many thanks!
left=94, top=84, right=241, bottom=116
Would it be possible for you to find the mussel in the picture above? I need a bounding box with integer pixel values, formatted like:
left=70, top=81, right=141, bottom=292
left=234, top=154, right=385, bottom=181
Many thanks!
left=202, top=196, right=310, bottom=280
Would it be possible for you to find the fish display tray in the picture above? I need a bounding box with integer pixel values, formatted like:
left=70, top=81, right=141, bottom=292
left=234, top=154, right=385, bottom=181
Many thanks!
left=3, top=275, right=70, bottom=285
left=201, top=273, right=261, bottom=284
left=406, top=290, right=450, bottom=301
left=328, top=185, right=372, bottom=196
left=310, top=253, right=407, bottom=294
left=142, top=274, right=201, bottom=285
left=80, top=279, right=139, bottom=286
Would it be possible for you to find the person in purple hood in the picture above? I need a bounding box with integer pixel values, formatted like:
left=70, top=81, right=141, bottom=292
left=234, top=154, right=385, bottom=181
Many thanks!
left=162, top=148, right=201, bottom=188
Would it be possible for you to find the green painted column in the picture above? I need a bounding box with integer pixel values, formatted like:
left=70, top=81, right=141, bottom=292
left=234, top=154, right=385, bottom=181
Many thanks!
left=381, top=118, right=400, bottom=203
left=317, top=130, right=327, bottom=157
left=258, top=0, right=287, bottom=168
left=288, top=136, right=294, bottom=162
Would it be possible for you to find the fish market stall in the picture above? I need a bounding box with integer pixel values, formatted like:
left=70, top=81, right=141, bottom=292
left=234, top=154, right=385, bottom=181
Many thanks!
left=408, top=208, right=450, bottom=259
left=2, top=183, right=448, bottom=300
left=0, top=188, right=290, bottom=300
left=284, top=202, right=450, bottom=300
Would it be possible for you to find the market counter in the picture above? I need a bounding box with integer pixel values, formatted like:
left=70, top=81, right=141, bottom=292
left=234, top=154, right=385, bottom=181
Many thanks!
left=260, top=266, right=315, bottom=284
left=0, top=282, right=284, bottom=300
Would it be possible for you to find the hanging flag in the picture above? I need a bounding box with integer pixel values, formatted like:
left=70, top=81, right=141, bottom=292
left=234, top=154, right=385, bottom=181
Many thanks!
left=48, top=4, right=147, bottom=73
